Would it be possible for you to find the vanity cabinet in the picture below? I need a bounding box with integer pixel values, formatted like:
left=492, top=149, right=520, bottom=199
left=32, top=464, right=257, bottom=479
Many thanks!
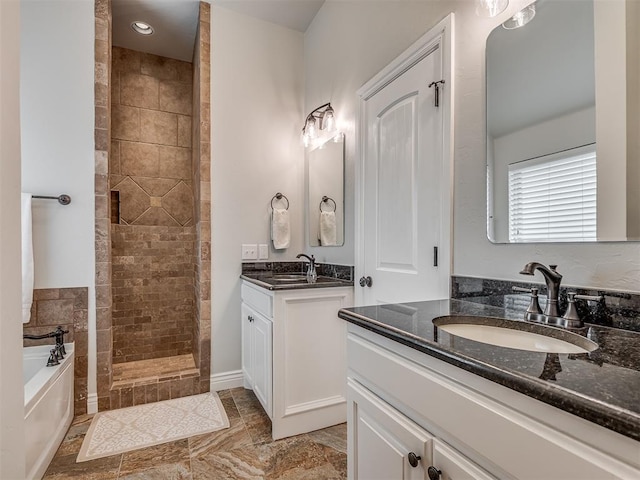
left=241, top=280, right=354, bottom=440
left=348, top=379, right=495, bottom=480
left=347, top=324, right=640, bottom=480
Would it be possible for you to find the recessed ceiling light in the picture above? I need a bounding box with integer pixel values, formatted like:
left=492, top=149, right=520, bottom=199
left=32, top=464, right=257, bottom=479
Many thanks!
left=131, top=21, right=154, bottom=35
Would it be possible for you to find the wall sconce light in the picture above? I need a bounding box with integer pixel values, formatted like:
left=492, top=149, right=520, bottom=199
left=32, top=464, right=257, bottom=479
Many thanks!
left=302, top=103, right=339, bottom=148
left=502, top=3, right=536, bottom=29
left=475, top=0, right=509, bottom=17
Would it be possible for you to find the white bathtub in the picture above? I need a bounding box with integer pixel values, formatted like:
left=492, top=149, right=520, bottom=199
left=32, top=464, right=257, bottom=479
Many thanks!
left=24, top=343, right=74, bottom=480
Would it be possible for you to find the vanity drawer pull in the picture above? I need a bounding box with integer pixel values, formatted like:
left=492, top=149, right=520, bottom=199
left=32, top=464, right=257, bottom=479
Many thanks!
left=427, top=466, right=442, bottom=479
left=408, top=452, right=421, bottom=468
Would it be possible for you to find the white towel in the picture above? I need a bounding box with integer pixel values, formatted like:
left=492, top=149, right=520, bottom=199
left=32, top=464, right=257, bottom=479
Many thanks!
left=271, top=208, right=290, bottom=250
left=319, top=211, right=337, bottom=246
left=21, top=193, right=34, bottom=323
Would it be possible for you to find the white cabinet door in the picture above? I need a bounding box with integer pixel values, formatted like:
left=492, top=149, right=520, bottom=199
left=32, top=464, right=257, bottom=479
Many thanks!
left=430, top=439, right=496, bottom=480
left=348, top=379, right=433, bottom=480
left=241, top=302, right=273, bottom=417
left=252, top=310, right=272, bottom=417
left=241, top=303, right=254, bottom=389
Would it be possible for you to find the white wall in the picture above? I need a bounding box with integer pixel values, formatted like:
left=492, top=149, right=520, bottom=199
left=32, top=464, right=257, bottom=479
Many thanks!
left=210, top=7, right=304, bottom=375
left=20, top=0, right=97, bottom=403
left=0, top=1, right=26, bottom=476
left=304, top=0, right=640, bottom=293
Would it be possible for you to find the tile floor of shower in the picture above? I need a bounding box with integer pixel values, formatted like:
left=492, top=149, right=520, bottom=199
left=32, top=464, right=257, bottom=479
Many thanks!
left=43, top=388, right=347, bottom=479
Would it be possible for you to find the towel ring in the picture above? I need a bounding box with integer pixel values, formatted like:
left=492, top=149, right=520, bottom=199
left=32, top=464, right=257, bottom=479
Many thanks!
left=271, top=192, right=289, bottom=210
left=319, top=196, right=337, bottom=213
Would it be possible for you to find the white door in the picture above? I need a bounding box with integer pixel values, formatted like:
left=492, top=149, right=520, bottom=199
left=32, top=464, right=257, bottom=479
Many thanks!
left=357, top=20, right=452, bottom=306
left=348, top=379, right=434, bottom=480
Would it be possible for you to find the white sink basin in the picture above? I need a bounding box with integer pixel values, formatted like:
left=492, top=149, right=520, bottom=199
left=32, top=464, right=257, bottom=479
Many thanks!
left=433, top=316, right=598, bottom=354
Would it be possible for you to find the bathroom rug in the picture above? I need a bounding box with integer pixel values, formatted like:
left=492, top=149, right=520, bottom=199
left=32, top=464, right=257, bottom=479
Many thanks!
left=77, top=392, right=229, bottom=462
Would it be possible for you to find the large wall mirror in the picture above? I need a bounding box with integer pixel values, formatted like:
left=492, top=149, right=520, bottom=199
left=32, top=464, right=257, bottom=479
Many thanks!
left=308, top=136, right=345, bottom=246
left=487, top=0, right=640, bottom=243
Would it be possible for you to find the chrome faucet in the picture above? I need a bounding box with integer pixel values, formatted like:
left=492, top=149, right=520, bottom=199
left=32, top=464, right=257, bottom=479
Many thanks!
left=296, top=253, right=317, bottom=284
left=519, top=262, right=563, bottom=322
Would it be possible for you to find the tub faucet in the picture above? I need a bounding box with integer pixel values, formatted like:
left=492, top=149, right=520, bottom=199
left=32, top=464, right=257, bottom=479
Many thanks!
left=519, top=262, right=563, bottom=322
left=296, top=253, right=317, bottom=284
left=23, top=326, right=69, bottom=360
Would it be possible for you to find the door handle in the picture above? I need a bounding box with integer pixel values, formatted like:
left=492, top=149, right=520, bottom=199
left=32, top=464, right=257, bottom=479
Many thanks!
left=359, top=276, right=373, bottom=288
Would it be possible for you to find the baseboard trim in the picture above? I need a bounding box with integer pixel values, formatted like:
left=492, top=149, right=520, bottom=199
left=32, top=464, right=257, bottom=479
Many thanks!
left=87, top=393, right=98, bottom=414
left=210, top=370, right=244, bottom=391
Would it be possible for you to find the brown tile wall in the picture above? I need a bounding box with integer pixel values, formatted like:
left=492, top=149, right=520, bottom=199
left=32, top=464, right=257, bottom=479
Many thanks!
left=94, top=1, right=210, bottom=409
left=111, top=224, right=195, bottom=363
left=192, top=2, right=212, bottom=394
left=110, top=46, right=194, bottom=227
left=95, top=0, right=113, bottom=413
left=23, top=288, right=89, bottom=416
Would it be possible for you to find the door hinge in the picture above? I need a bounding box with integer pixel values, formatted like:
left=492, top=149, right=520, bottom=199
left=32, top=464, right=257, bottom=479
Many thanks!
left=433, top=246, right=438, bottom=267
left=428, top=80, right=445, bottom=107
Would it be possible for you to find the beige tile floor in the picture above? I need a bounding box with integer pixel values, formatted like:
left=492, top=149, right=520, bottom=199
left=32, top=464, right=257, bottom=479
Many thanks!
left=43, top=388, right=347, bottom=479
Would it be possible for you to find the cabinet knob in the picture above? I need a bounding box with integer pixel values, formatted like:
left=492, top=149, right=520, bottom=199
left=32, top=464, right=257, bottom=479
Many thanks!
left=248, top=315, right=254, bottom=322
left=359, top=276, right=373, bottom=288
left=407, top=452, right=421, bottom=468
left=427, top=466, right=442, bottom=480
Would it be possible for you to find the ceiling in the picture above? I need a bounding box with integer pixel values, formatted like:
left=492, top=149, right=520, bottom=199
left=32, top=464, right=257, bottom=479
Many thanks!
left=112, top=0, right=324, bottom=62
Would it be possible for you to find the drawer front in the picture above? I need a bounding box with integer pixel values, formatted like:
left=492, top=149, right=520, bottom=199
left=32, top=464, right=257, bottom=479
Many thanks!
left=241, top=282, right=273, bottom=318
left=348, top=330, right=638, bottom=480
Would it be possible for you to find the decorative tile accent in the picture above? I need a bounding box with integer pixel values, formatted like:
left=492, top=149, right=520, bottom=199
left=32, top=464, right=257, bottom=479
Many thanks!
left=23, top=287, right=89, bottom=416
left=110, top=177, right=151, bottom=223
left=162, top=181, right=194, bottom=225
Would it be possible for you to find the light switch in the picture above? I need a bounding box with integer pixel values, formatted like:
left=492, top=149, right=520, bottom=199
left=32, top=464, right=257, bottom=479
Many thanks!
left=258, top=244, right=269, bottom=259
left=242, top=244, right=258, bottom=260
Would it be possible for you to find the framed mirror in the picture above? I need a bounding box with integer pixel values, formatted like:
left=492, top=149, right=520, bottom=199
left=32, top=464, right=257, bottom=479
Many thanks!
left=308, top=136, right=345, bottom=246
left=486, top=0, right=640, bottom=243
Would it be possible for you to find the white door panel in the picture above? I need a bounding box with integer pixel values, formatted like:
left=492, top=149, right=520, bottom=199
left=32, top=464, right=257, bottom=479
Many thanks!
left=361, top=42, right=447, bottom=306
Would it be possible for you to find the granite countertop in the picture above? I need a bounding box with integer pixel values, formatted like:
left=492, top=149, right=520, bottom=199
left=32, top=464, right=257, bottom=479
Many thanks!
left=241, top=273, right=354, bottom=291
left=338, top=299, right=640, bottom=442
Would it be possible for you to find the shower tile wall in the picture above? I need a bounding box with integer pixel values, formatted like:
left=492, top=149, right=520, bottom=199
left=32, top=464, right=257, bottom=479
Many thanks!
left=110, top=47, right=196, bottom=364
left=110, top=46, right=194, bottom=227
left=111, top=226, right=195, bottom=363
left=191, top=1, right=212, bottom=394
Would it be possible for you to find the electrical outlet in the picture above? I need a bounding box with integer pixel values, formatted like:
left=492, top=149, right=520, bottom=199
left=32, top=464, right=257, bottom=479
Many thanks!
left=258, top=244, right=269, bottom=259
left=241, top=244, right=258, bottom=260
